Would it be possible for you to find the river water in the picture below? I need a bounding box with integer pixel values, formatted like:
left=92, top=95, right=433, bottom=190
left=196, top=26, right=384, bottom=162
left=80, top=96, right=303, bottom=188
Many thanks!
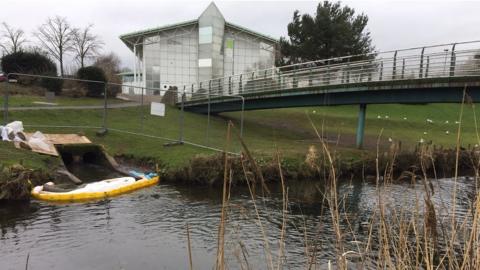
left=0, top=177, right=477, bottom=269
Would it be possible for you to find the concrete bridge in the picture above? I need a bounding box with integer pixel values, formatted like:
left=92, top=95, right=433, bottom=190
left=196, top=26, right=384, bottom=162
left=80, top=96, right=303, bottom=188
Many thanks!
left=178, top=41, right=480, bottom=148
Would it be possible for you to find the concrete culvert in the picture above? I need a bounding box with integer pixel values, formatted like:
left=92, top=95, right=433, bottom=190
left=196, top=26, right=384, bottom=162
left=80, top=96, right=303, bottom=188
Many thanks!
left=60, top=152, right=74, bottom=165
left=83, top=151, right=101, bottom=164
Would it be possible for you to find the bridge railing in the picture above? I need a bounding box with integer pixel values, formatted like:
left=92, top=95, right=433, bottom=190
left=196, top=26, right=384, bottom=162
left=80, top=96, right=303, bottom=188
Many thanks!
left=181, top=41, right=480, bottom=103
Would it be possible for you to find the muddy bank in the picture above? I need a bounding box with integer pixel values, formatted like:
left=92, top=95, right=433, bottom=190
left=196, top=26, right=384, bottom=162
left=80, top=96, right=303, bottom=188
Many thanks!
left=0, top=144, right=127, bottom=201
left=118, top=145, right=480, bottom=187
left=0, top=164, right=53, bottom=201
left=3, top=143, right=479, bottom=201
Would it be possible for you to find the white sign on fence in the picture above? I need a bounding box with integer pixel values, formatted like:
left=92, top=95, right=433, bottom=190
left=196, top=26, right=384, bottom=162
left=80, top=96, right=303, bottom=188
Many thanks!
left=150, top=102, right=165, bottom=117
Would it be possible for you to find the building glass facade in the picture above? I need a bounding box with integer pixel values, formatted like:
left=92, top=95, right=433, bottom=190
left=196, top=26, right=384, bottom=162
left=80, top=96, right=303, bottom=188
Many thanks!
left=120, top=2, right=278, bottom=96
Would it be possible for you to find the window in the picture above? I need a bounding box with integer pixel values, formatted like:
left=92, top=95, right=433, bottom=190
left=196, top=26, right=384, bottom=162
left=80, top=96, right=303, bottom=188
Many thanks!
left=199, top=26, right=213, bottom=44
left=198, top=58, right=212, bottom=67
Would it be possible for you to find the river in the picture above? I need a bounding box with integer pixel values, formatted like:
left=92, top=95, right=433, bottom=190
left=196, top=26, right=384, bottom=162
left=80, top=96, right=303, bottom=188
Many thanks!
left=0, top=177, right=477, bottom=269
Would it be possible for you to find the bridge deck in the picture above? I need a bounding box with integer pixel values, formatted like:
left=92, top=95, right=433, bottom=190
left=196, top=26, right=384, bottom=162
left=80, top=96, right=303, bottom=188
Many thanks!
left=181, top=76, right=480, bottom=113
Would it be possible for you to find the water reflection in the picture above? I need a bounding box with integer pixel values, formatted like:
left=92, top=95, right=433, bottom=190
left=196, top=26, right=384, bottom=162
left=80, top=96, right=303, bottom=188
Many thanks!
left=0, top=177, right=476, bottom=269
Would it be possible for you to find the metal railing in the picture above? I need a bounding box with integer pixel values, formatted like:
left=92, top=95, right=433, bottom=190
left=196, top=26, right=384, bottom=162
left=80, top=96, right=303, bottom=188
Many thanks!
left=182, top=41, right=480, bottom=103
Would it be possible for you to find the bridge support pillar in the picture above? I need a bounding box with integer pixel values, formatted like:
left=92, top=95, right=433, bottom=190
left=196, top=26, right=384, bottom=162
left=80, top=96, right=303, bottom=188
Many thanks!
left=356, top=104, right=367, bottom=149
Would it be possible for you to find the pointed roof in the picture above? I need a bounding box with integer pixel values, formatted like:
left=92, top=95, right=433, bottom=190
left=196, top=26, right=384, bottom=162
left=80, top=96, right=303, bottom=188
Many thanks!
left=198, top=2, right=225, bottom=20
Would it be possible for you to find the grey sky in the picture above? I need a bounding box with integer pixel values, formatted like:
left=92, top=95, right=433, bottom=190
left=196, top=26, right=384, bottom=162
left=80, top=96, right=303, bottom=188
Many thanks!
left=1, top=0, right=479, bottom=69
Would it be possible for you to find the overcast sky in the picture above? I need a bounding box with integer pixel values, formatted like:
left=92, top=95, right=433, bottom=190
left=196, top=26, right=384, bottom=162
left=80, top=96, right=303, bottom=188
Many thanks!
left=1, top=0, right=479, bottom=69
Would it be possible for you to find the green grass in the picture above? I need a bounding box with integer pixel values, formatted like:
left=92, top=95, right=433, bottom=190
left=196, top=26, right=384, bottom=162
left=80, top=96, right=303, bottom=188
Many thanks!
left=224, top=103, right=480, bottom=148
left=1, top=101, right=479, bottom=169
left=0, top=142, right=60, bottom=170
left=0, top=95, right=130, bottom=107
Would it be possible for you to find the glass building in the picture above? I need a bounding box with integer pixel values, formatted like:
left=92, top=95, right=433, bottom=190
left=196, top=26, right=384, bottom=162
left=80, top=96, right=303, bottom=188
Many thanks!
left=119, top=2, right=278, bottom=95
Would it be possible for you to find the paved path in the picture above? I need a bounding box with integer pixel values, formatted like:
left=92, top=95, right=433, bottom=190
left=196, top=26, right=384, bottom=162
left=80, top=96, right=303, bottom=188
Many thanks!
left=0, top=102, right=141, bottom=111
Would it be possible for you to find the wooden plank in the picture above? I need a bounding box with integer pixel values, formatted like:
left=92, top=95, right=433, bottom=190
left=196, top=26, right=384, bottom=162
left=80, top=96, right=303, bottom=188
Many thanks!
left=14, top=141, right=59, bottom=157
left=13, top=133, right=92, bottom=157
left=24, top=133, right=91, bottom=145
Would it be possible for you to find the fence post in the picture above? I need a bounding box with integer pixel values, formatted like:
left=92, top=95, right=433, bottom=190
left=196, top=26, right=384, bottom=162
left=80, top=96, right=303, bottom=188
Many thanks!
left=276, top=68, right=281, bottom=90
left=3, top=81, right=9, bottom=125
left=228, top=76, right=232, bottom=95
left=425, top=56, right=430, bottom=78
left=309, top=67, right=313, bottom=86
left=450, top=43, right=457, bottom=77
left=293, top=69, right=298, bottom=88
left=262, top=70, right=267, bottom=91
left=326, top=61, right=330, bottom=85
left=239, top=74, right=243, bottom=94
left=140, top=86, right=144, bottom=132
left=392, top=50, right=398, bottom=80
left=346, top=62, right=350, bottom=84
left=379, top=61, right=383, bottom=81
left=103, top=82, right=108, bottom=131
left=240, top=97, right=245, bottom=138
left=179, top=92, right=185, bottom=143
left=419, top=47, right=425, bottom=78
left=206, top=81, right=211, bottom=145
left=401, top=58, right=405, bottom=79
left=367, top=61, right=372, bottom=82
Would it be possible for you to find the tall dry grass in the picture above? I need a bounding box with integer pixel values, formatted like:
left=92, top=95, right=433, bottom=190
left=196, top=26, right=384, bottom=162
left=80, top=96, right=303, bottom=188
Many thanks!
left=190, top=86, right=480, bottom=269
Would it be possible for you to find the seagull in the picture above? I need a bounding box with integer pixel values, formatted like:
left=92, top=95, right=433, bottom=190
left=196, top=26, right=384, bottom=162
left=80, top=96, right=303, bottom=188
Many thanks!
left=385, top=115, right=389, bottom=119
left=445, top=120, right=449, bottom=124
left=403, top=117, right=407, bottom=120
left=420, top=138, right=425, bottom=143
left=445, top=130, right=449, bottom=134
left=312, top=110, right=316, bottom=114
left=423, top=132, right=428, bottom=135
left=388, top=137, right=393, bottom=142
left=426, top=119, right=433, bottom=123
left=377, top=115, right=381, bottom=119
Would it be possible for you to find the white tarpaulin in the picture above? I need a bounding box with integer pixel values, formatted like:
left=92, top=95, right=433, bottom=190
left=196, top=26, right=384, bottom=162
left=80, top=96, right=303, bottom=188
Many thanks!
left=150, top=102, right=165, bottom=117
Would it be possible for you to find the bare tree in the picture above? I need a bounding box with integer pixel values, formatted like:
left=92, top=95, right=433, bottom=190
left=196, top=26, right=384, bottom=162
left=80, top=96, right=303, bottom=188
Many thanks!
left=94, top=52, right=122, bottom=96
left=94, top=52, right=121, bottom=78
left=34, top=16, right=75, bottom=76
left=72, top=25, right=103, bottom=68
left=0, top=22, right=28, bottom=54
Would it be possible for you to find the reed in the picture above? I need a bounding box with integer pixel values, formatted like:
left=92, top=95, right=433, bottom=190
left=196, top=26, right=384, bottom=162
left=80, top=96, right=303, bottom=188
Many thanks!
left=207, top=86, right=479, bottom=269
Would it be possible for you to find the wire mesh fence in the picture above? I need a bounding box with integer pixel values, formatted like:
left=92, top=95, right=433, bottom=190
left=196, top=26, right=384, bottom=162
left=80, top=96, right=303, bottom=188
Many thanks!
left=0, top=74, right=238, bottom=156
left=2, top=41, right=480, bottom=157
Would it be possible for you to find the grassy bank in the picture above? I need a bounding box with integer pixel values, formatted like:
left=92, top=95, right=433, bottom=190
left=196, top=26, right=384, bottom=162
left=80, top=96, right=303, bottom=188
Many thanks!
left=0, top=97, right=478, bottom=194
left=2, top=97, right=480, bottom=168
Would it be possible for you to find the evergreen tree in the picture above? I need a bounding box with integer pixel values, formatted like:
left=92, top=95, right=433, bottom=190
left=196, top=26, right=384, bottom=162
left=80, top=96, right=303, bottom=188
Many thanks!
left=279, top=1, right=374, bottom=65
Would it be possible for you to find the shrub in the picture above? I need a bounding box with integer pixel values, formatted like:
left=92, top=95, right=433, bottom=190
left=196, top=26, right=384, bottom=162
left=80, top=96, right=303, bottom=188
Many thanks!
left=1, top=51, right=63, bottom=94
left=76, top=66, right=107, bottom=97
